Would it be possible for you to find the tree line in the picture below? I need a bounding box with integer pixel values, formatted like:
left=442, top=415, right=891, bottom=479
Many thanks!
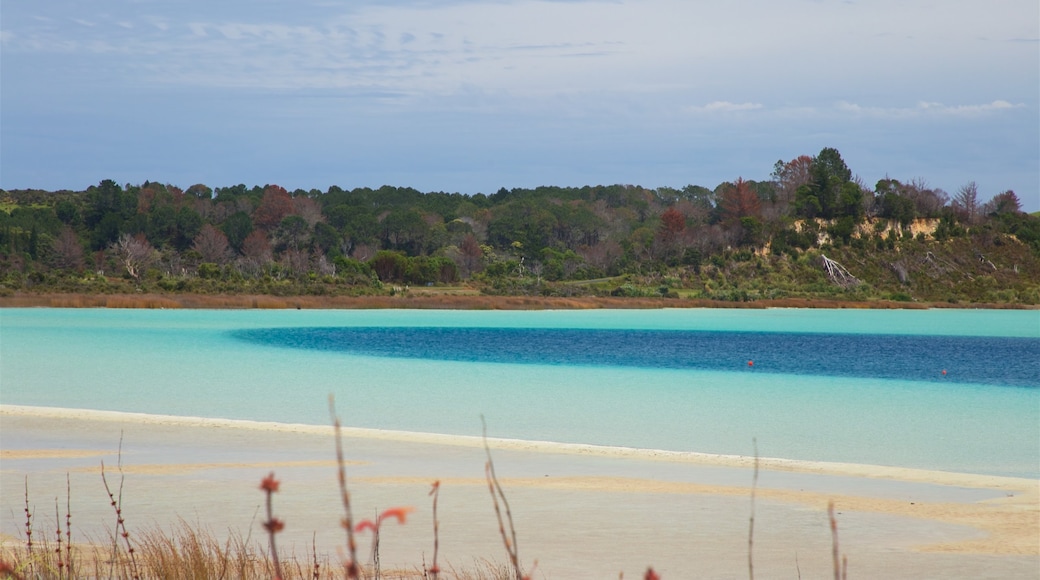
left=1, top=147, right=1036, bottom=300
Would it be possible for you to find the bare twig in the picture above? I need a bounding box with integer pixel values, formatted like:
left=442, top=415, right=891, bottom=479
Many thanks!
left=101, top=433, right=140, bottom=580
left=65, top=473, right=73, bottom=579
left=482, top=416, right=523, bottom=580
left=429, top=481, right=441, bottom=580
left=54, top=499, right=63, bottom=580
left=22, top=477, right=33, bottom=569
left=330, top=395, right=360, bottom=579
left=312, top=532, right=321, bottom=580
left=828, top=501, right=844, bottom=580
left=748, top=438, right=759, bottom=580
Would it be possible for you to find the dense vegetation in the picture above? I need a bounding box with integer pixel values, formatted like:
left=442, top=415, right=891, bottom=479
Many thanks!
left=2, top=147, right=1038, bottom=305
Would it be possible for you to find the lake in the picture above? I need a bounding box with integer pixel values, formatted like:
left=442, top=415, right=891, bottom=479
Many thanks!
left=1, top=307, right=1037, bottom=477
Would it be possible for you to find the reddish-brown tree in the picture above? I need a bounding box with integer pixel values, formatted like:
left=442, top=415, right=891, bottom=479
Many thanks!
left=720, top=178, right=762, bottom=223
left=192, top=224, right=231, bottom=264
left=773, top=155, right=813, bottom=209
left=253, top=185, right=295, bottom=230
left=241, top=230, right=272, bottom=263
left=658, top=207, right=686, bottom=240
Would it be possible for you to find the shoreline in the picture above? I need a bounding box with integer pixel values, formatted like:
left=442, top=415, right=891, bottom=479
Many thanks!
left=1, top=291, right=1035, bottom=310
left=3, top=405, right=1038, bottom=577
left=3, top=404, right=1034, bottom=493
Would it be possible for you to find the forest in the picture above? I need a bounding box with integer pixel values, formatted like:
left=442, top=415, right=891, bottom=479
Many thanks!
left=1, top=147, right=1038, bottom=305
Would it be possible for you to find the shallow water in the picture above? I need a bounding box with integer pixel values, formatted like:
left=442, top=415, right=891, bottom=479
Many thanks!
left=1, top=308, right=1038, bottom=476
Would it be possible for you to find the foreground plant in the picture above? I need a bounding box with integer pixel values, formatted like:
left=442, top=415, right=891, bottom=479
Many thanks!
left=101, top=435, right=140, bottom=580
left=427, top=481, right=441, bottom=580
left=828, top=502, right=848, bottom=580
left=330, top=395, right=360, bottom=579
left=481, top=417, right=527, bottom=580
left=356, top=507, right=416, bottom=579
left=260, top=472, right=285, bottom=580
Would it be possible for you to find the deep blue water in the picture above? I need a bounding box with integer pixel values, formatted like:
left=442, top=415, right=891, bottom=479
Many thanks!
left=233, top=327, right=1040, bottom=388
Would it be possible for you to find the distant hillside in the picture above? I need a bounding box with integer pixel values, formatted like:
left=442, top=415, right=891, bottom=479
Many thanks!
left=2, top=148, right=1037, bottom=306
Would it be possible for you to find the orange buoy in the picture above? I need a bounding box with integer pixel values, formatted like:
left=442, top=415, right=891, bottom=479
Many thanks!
left=748, top=360, right=754, bottom=367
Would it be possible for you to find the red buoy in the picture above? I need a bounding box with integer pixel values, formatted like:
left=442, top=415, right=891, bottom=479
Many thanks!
left=942, top=369, right=947, bottom=376
left=748, top=360, right=754, bottom=367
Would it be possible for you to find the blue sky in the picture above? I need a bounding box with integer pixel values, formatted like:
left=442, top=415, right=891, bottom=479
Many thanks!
left=2, top=0, right=1038, bottom=211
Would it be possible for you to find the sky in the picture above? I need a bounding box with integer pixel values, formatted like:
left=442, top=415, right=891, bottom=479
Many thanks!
left=2, top=0, right=1038, bottom=211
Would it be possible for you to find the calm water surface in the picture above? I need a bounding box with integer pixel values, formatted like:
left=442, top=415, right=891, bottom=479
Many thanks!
left=2, top=308, right=1038, bottom=477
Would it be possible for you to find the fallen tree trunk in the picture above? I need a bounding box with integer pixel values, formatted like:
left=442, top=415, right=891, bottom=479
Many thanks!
left=821, top=254, right=860, bottom=289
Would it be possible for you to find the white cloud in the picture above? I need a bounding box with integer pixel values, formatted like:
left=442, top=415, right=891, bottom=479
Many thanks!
left=687, top=101, right=764, bottom=113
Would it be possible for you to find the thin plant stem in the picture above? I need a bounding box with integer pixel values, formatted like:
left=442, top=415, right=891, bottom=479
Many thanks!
left=101, top=432, right=139, bottom=580
left=312, top=532, right=320, bottom=580
left=261, top=473, right=285, bottom=580
left=748, top=437, right=759, bottom=580
left=828, top=501, right=841, bottom=580
left=54, top=499, right=63, bottom=580
left=428, top=481, right=441, bottom=580
left=330, top=395, right=359, bottom=579
left=22, top=477, right=33, bottom=576
left=65, top=473, right=73, bottom=579
left=482, top=416, right=522, bottom=580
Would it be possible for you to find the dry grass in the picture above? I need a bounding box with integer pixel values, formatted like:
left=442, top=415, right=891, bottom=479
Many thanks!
left=1, top=528, right=517, bottom=580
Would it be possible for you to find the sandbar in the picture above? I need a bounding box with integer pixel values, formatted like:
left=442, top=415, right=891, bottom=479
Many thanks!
left=1, top=405, right=1037, bottom=578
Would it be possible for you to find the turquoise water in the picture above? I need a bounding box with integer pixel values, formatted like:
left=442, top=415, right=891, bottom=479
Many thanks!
left=1, top=308, right=1038, bottom=477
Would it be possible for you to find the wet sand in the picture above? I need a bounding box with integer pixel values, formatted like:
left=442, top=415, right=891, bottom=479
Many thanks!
left=1, top=405, right=1037, bottom=578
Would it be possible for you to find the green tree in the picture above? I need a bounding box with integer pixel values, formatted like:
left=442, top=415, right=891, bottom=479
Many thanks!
left=174, top=207, right=203, bottom=251
left=381, top=208, right=428, bottom=254
left=275, top=215, right=310, bottom=252
left=369, top=250, right=409, bottom=282
left=313, top=222, right=341, bottom=255
left=486, top=200, right=556, bottom=256
left=795, top=148, right=853, bottom=219
left=222, top=211, right=254, bottom=254
left=55, top=200, right=80, bottom=226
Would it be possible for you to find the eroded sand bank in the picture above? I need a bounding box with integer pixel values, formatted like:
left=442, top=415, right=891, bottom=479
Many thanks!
left=2, top=405, right=1037, bottom=578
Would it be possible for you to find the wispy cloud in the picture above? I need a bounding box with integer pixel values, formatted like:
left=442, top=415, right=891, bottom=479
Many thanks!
left=686, top=101, right=764, bottom=113
left=2, top=0, right=1036, bottom=208
left=836, top=100, right=1025, bottom=118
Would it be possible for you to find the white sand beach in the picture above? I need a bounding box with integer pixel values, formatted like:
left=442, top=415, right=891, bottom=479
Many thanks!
left=1, top=405, right=1037, bottom=578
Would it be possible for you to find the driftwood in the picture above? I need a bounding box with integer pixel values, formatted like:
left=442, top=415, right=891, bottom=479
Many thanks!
left=820, top=254, right=860, bottom=288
